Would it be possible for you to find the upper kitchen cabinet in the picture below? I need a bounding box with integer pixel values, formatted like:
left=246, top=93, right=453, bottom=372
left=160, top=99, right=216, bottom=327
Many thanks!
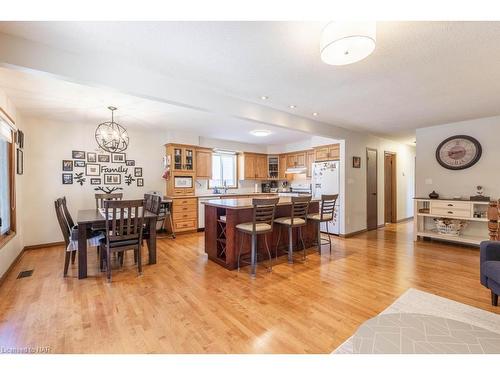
left=166, top=144, right=196, bottom=173
left=287, top=151, right=306, bottom=168
left=279, top=154, right=287, bottom=180
left=314, top=144, right=340, bottom=161
left=306, top=150, right=315, bottom=177
left=195, top=147, right=213, bottom=179
left=238, top=152, right=268, bottom=180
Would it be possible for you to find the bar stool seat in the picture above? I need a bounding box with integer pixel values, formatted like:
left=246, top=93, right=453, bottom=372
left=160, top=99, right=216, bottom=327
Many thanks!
left=274, top=217, right=306, bottom=226
left=307, top=213, right=332, bottom=221
left=237, top=197, right=280, bottom=278
left=309, top=194, right=338, bottom=255
left=274, top=195, right=311, bottom=263
left=236, top=222, right=272, bottom=233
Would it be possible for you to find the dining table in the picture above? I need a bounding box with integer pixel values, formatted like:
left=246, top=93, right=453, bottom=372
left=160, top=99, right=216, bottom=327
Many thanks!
left=76, top=208, right=158, bottom=279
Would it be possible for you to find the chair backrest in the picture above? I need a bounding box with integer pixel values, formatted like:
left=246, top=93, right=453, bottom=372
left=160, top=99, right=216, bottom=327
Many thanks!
left=103, top=199, right=145, bottom=245
left=320, top=194, right=338, bottom=220
left=291, top=195, right=311, bottom=224
left=95, top=193, right=123, bottom=209
left=54, top=198, right=71, bottom=247
left=488, top=200, right=499, bottom=240
left=251, top=197, right=280, bottom=232
left=144, top=193, right=162, bottom=215
left=61, top=196, right=75, bottom=228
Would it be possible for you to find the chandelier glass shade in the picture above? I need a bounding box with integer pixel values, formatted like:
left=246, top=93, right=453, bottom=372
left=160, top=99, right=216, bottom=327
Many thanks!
left=95, top=106, right=129, bottom=153
left=320, top=22, right=376, bottom=66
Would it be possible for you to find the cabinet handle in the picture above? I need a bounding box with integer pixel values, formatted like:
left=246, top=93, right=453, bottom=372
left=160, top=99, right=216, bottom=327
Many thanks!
left=447, top=211, right=453, bottom=214
left=447, top=204, right=453, bottom=207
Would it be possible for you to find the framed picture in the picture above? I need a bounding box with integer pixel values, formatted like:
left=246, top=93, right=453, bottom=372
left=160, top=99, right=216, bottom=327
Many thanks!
left=16, top=149, right=23, bottom=175
left=72, top=150, right=85, bottom=159
left=111, top=153, right=126, bottom=163
left=62, top=160, right=73, bottom=171
left=125, top=160, right=135, bottom=166
left=74, top=160, right=85, bottom=168
left=87, top=152, right=97, bottom=163
left=85, top=163, right=100, bottom=176
left=90, top=178, right=101, bottom=185
left=98, top=154, right=110, bottom=163
left=353, top=156, right=361, bottom=168
left=137, top=178, right=144, bottom=187
left=134, top=167, right=142, bottom=177
left=104, top=174, right=121, bottom=185
left=62, top=173, right=73, bottom=185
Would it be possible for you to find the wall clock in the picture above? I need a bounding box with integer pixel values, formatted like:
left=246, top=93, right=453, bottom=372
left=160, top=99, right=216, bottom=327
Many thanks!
left=435, top=135, right=482, bottom=170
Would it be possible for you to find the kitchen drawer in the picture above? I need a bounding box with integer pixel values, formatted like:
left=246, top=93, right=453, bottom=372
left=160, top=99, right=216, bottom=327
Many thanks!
left=173, top=204, right=197, bottom=214
left=172, top=189, right=195, bottom=196
left=173, top=197, right=197, bottom=205
left=174, top=219, right=197, bottom=231
left=430, top=207, right=471, bottom=218
left=174, top=210, right=197, bottom=220
left=431, top=201, right=471, bottom=211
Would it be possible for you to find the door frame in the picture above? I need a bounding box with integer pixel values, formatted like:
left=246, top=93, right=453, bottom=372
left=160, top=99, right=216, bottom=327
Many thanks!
left=384, top=151, right=397, bottom=223
left=366, top=147, right=378, bottom=230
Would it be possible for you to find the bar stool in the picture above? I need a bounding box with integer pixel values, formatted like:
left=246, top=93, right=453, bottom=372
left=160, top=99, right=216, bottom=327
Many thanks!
left=274, top=195, right=311, bottom=263
left=236, top=197, right=279, bottom=278
left=307, top=194, right=338, bottom=255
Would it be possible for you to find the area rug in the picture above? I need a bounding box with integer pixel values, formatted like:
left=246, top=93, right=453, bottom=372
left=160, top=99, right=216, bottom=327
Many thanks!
left=333, top=288, right=500, bottom=354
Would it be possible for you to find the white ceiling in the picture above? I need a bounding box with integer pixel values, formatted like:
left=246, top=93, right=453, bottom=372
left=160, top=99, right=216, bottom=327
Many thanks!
left=0, top=66, right=313, bottom=145
left=1, top=21, right=500, bottom=142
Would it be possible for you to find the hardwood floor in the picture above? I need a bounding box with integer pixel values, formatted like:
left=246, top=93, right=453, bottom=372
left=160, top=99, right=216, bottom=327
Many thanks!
left=0, top=221, right=496, bottom=353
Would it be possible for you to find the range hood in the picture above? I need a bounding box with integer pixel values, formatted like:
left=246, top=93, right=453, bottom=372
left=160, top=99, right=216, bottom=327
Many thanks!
left=285, top=166, right=307, bottom=174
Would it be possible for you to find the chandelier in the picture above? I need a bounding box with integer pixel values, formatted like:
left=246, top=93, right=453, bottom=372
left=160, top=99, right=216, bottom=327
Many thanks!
left=95, top=106, right=129, bottom=153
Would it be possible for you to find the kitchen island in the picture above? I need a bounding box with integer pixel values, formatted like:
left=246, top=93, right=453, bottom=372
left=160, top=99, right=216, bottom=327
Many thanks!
left=203, top=197, right=320, bottom=270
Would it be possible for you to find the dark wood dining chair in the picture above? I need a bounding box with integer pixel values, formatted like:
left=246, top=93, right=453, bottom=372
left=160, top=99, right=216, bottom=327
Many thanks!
left=55, top=197, right=105, bottom=276
left=100, top=199, right=145, bottom=282
left=307, top=194, right=338, bottom=254
left=95, top=193, right=123, bottom=210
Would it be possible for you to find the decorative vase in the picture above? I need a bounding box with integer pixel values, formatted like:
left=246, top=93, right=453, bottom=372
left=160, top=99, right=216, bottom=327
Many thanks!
left=429, top=190, right=439, bottom=199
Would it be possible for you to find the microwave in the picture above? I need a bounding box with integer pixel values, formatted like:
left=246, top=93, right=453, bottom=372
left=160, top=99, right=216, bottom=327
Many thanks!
left=174, top=176, right=193, bottom=188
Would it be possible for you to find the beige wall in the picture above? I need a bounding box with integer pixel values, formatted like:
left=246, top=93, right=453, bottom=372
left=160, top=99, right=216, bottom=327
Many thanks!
left=21, top=117, right=165, bottom=247
left=416, top=115, right=500, bottom=200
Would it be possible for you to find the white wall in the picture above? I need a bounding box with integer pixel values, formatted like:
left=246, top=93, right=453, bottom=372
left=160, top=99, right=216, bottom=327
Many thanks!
left=21, top=117, right=165, bottom=246
left=416, top=115, right=500, bottom=200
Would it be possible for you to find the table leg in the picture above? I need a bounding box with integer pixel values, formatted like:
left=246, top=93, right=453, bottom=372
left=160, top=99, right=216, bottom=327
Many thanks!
left=250, top=233, right=256, bottom=278
left=288, top=226, right=293, bottom=264
left=147, top=218, right=157, bottom=264
left=78, top=222, right=88, bottom=279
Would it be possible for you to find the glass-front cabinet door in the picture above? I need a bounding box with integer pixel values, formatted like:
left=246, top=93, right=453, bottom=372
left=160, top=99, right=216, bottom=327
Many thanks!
left=173, top=148, right=183, bottom=170
left=184, top=148, right=194, bottom=171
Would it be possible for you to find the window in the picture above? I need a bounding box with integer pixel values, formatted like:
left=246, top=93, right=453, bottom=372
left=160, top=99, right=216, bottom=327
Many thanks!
left=0, top=113, right=15, bottom=239
left=208, top=152, right=237, bottom=188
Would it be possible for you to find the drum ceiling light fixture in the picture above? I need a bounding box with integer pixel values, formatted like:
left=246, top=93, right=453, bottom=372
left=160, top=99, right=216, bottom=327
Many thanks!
left=320, top=22, right=376, bottom=66
left=95, top=106, right=129, bottom=153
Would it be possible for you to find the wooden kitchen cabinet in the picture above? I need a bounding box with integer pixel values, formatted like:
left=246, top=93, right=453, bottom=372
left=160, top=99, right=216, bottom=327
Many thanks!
left=279, top=154, right=287, bottom=180
left=306, top=150, right=315, bottom=177
left=287, top=151, right=306, bottom=168
left=172, top=197, right=198, bottom=233
left=166, top=144, right=196, bottom=172
left=314, top=144, right=340, bottom=161
left=238, top=153, right=268, bottom=180
left=195, top=148, right=213, bottom=179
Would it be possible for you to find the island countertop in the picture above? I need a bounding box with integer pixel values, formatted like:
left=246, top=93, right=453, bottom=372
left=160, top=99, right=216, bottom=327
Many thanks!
left=202, top=196, right=320, bottom=209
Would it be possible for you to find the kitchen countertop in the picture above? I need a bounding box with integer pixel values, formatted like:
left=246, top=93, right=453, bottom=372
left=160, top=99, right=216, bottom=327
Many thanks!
left=203, top=196, right=320, bottom=209
left=166, top=192, right=282, bottom=199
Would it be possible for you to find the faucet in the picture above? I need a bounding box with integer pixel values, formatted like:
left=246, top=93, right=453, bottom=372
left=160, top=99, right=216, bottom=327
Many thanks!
left=223, top=180, right=228, bottom=194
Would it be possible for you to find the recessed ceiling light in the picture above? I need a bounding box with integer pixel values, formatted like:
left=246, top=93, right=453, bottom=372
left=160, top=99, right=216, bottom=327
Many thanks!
left=250, top=129, right=272, bottom=137
left=260, top=96, right=269, bottom=100
left=289, top=105, right=297, bottom=109
left=312, top=112, right=319, bottom=116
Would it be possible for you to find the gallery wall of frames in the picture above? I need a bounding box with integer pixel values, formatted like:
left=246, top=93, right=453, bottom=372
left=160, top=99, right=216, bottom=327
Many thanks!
left=61, top=150, right=145, bottom=193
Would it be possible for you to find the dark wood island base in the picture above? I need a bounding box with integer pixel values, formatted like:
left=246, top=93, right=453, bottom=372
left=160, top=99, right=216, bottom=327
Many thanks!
left=204, top=197, right=319, bottom=270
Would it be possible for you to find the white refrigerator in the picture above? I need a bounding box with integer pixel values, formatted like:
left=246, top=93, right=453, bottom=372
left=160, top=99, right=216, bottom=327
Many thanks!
left=312, top=161, right=340, bottom=235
